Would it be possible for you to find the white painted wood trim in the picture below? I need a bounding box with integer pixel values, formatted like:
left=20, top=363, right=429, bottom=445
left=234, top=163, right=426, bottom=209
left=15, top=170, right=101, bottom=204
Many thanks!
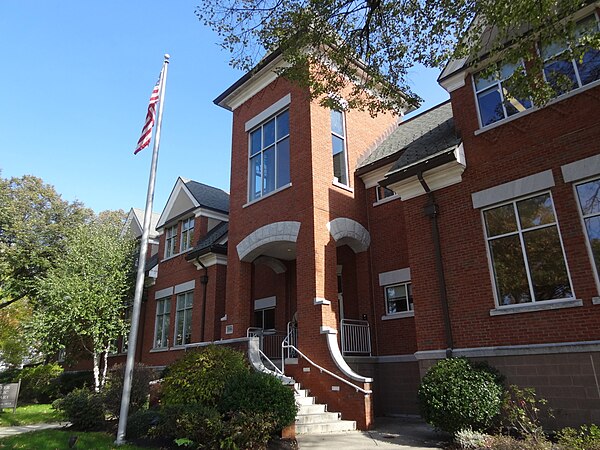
left=245, top=94, right=291, bottom=131
left=174, top=280, right=195, bottom=294
left=154, top=287, right=173, bottom=300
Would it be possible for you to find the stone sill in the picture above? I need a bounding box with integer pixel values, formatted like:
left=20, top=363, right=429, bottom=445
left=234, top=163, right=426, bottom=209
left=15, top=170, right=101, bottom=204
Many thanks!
left=489, top=298, right=583, bottom=316
left=381, top=311, right=415, bottom=320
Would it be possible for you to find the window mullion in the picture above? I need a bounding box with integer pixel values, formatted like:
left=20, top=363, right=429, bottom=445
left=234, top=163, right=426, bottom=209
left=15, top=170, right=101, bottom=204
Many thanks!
left=572, top=58, right=583, bottom=88
left=498, top=80, right=509, bottom=119
left=515, top=203, right=537, bottom=302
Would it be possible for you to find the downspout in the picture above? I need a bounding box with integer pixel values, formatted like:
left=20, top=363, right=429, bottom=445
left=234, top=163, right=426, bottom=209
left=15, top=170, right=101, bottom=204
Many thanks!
left=417, top=172, right=454, bottom=358
left=196, top=256, right=209, bottom=342
left=365, top=189, right=379, bottom=355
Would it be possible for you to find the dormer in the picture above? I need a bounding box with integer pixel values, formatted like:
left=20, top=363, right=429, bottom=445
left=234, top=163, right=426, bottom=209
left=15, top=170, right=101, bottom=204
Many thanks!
left=156, top=177, right=229, bottom=260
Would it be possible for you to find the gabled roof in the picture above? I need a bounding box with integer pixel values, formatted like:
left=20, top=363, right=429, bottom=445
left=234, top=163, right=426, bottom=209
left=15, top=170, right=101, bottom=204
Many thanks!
left=156, top=177, right=229, bottom=230
left=357, top=101, right=456, bottom=175
left=145, top=253, right=159, bottom=272
left=125, top=208, right=160, bottom=240
left=186, top=221, right=229, bottom=260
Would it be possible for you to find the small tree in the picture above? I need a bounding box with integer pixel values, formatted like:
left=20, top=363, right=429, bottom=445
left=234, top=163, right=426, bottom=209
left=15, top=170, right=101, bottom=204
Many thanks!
left=31, top=211, right=136, bottom=392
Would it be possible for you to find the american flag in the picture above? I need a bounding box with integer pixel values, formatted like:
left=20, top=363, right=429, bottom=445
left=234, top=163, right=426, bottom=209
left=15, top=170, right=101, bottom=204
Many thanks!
left=134, top=71, right=162, bottom=154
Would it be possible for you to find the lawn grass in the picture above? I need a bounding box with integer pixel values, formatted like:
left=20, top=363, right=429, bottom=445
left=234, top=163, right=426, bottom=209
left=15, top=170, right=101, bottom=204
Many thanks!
left=0, top=404, right=64, bottom=427
left=0, top=429, right=147, bottom=449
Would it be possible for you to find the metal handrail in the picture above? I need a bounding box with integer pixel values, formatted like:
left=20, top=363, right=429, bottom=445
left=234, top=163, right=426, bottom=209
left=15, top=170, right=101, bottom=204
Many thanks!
left=340, top=318, right=371, bottom=356
left=258, top=348, right=284, bottom=376
left=281, top=321, right=371, bottom=394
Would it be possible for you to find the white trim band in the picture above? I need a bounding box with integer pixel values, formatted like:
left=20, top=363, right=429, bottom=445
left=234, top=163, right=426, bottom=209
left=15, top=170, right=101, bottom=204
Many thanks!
left=472, top=170, right=555, bottom=209
left=174, top=280, right=195, bottom=295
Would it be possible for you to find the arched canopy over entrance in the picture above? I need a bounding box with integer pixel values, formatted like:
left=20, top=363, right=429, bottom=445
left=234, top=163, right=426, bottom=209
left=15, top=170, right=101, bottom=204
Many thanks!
left=236, top=221, right=301, bottom=262
left=326, top=218, right=371, bottom=253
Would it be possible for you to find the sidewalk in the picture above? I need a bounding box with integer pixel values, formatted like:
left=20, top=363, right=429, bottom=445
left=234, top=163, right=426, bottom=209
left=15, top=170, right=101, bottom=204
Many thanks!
left=296, top=417, right=448, bottom=449
left=0, top=422, right=69, bottom=438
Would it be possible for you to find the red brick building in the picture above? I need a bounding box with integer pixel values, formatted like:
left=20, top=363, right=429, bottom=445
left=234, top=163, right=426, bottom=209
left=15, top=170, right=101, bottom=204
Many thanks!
left=91, top=6, right=600, bottom=431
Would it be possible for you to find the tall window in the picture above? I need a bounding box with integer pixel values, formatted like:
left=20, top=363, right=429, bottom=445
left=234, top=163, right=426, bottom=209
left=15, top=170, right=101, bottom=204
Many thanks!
left=385, top=282, right=413, bottom=315
left=331, top=109, right=348, bottom=185
left=180, top=217, right=194, bottom=252
left=154, top=297, right=170, bottom=348
left=483, top=192, right=573, bottom=306
left=474, top=62, right=532, bottom=127
left=575, top=178, right=600, bottom=279
left=542, top=14, right=600, bottom=95
left=174, top=291, right=193, bottom=346
left=249, top=110, right=290, bottom=201
left=165, top=225, right=177, bottom=258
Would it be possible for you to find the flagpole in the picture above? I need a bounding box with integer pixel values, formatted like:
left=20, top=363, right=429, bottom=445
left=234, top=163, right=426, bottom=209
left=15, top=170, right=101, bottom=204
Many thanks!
left=116, top=53, right=170, bottom=445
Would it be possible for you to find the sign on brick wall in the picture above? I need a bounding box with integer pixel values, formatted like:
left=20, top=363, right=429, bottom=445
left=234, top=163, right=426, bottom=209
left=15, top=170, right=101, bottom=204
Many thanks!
left=0, top=381, right=21, bottom=412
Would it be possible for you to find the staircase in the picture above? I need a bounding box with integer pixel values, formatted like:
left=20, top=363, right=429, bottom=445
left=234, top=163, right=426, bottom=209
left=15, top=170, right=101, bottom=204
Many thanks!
left=293, top=382, right=357, bottom=434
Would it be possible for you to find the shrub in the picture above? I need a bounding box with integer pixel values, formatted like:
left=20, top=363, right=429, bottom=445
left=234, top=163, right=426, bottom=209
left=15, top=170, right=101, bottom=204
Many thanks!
left=102, top=363, right=154, bottom=418
left=556, top=424, right=600, bottom=450
left=221, top=410, right=276, bottom=450
left=19, top=363, right=63, bottom=403
left=126, top=409, right=162, bottom=440
left=161, top=345, right=249, bottom=407
left=219, top=371, right=297, bottom=432
left=0, top=368, right=21, bottom=384
left=500, top=385, right=549, bottom=440
left=152, top=404, right=223, bottom=449
left=455, top=427, right=490, bottom=449
left=52, top=371, right=94, bottom=397
left=52, top=387, right=105, bottom=430
left=418, top=357, right=503, bottom=434
left=486, top=434, right=552, bottom=450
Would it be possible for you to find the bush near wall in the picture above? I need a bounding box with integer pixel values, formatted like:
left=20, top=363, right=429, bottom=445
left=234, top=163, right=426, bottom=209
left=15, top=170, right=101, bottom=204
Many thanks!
left=161, top=345, right=249, bottom=407
left=418, top=357, right=503, bottom=435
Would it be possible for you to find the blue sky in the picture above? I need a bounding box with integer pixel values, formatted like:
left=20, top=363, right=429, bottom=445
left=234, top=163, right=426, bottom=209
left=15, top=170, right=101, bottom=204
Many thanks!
left=0, top=1, right=449, bottom=214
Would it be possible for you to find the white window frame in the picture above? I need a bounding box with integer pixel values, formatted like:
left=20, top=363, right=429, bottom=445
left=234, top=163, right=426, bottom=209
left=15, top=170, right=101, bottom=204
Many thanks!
left=180, top=217, right=194, bottom=253
left=247, top=108, right=290, bottom=202
left=164, top=225, right=177, bottom=258
left=331, top=109, right=350, bottom=187
left=482, top=191, right=575, bottom=309
left=574, top=176, right=600, bottom=295
left=541, top=12, right=600, bottom=93
left=383, top=282, right=413, bottom=318
left=376, top=184, right=396, bottom=202
left=174, top=291, right=193, bottom=346
left=473, top=61, right=532, bottom=128
left=154, top=297, right=171, bottom=349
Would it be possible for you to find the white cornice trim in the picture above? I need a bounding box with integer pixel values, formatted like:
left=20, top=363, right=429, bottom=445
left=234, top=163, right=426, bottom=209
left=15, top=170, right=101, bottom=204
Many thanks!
left=156, top=177, right=200, bottom=229
left=386, top=159, right=466, bottom=201
left=359, top=163, right=394, bottom=189
left=192, top=253, right=228, bottom=269
left=194, top=208, right=229, bottom=222
left=439, top=71, right=467, bottom=93
left=219, top=56, right=290, bottom=111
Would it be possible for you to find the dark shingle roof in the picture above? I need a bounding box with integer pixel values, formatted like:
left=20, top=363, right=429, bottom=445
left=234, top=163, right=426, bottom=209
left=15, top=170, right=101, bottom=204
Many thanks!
left=186, top=222, right=229, bottom=260
left=145, top=253, right=159, bottom=271
left=358, top=101, right=458, bottom=173
left=387, top=111, right=461, bottom=174
left=184, top=180, right=230, bottom=214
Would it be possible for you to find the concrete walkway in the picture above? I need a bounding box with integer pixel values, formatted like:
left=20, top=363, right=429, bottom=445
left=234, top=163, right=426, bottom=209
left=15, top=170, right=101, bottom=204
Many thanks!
left=0, top=422, right=69, bottom=438
left=296, top=417, right=448, bottom=449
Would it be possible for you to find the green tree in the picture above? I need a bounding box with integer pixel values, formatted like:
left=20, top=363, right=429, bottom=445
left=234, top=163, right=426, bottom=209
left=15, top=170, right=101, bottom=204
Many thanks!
left=0, top=301, right=32, bottom=368
left=0, top=174, right=92, bottom=310
left=197, top=0, right=600, bottom=114
left=30, top=211, right=136, bottom=392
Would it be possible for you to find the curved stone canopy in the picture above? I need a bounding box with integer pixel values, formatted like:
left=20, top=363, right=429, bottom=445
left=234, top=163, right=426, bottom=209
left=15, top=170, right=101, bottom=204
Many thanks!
left=327, top=218, right=371, bottom=253
left=253, top=256, right=287, bottom=274
left=236, top=221, right=301, bottom=262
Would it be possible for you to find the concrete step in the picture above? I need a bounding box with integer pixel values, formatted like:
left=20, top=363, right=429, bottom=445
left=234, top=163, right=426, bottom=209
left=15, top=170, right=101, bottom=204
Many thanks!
left=298, top=403, right=326, bottom=415
left=295, top=388, right=309, bottom=397
left=295, top=420, right=357, bottom=434
left=296, top=412, right=341, bottom=425
left=295, top=395, right=316, bottom=406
